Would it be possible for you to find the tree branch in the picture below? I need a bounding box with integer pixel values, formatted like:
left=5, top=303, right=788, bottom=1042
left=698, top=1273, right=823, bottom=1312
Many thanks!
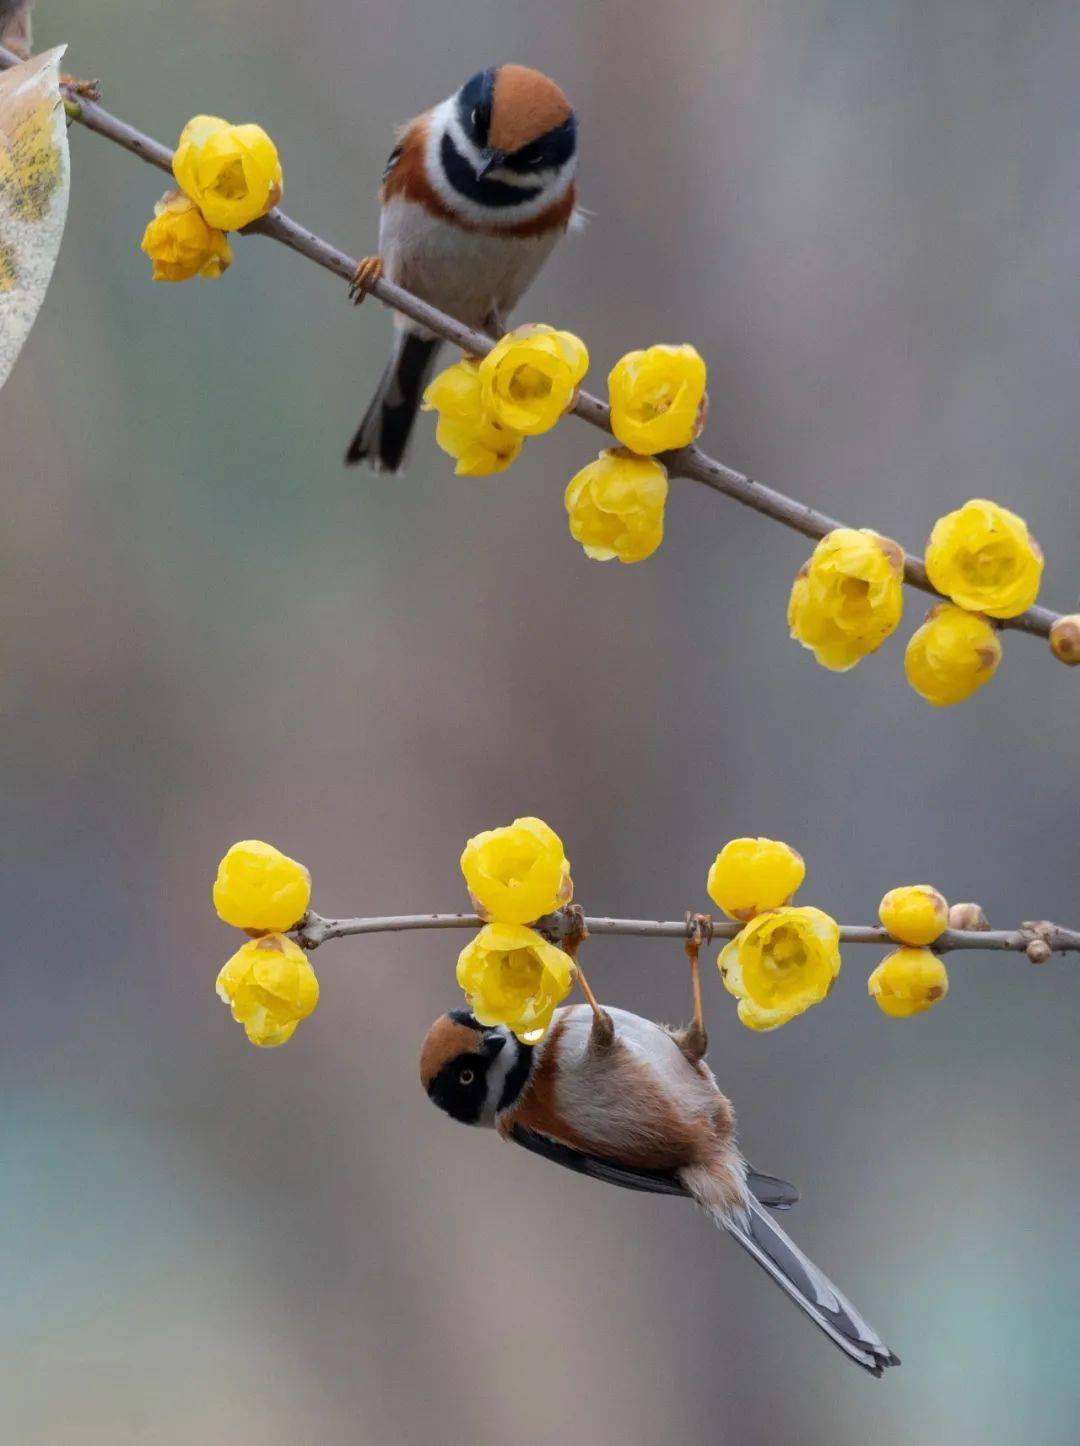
left=0, top=44, right=1066, bottom=640
left=293, top=907, right=1080, bottom=958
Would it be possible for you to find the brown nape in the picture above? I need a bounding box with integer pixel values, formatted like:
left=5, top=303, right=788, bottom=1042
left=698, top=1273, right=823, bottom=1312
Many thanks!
left=419, top=1016, right=480, bottom=1089
left=489, top=65, right=572, bottom=154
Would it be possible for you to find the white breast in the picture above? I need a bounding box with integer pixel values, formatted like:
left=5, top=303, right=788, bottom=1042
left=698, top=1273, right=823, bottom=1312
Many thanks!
left=379, top=197, right=563, bottom=334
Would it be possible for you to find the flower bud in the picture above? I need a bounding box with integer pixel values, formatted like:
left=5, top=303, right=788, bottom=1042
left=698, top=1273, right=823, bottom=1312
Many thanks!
left=564, top=449, right=668, bottom=563
left=173, top=114, right=283, bottom=231
left=457, top=922, right=575, bottom=1043
left=925, top=498, right=1043, bottom=618
left=422, top=359, right=524, bottom=474
left=878, top=885, right=949, bottom=947
left=788, top=529, right=905, bottom=671
left=216, top=933, right=319, bottom=1047
left=479, top=324, right=589, bottom=435
left=904, top=603, right=1002, bottom=706
left=461, top=817, right=572, bottom=925
left=948, top=901, right=989, bottom=932
left=706, top=837, right=806, bottom=922
left=140, top=190, right=233, bottom=282
left=868, top=948, right=949, bottom=1018
left=213, top=839, right=311, bottom=933
left=1049, top=614, right=1080, bottom=666
left=1026, top=938, right=1051, bottom=965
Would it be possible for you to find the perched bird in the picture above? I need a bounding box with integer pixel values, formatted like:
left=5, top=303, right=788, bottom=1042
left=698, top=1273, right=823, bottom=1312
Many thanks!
left=0, top=0, right=33, bottom=58
left=421, top=980, right=900, bottom=1375
left=346, top=63, right=579, bottom=472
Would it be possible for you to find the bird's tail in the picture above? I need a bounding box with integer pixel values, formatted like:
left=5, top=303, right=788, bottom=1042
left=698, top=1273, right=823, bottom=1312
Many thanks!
left=681, top=1163, right=899, bottom=1376
left=345, top=329, right=442, bottom=473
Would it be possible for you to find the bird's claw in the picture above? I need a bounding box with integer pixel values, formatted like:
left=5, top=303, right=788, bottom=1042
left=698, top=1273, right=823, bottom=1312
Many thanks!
left=61, top=74, right=102, bottom=101
left=349, top=255, right=383, bottom=305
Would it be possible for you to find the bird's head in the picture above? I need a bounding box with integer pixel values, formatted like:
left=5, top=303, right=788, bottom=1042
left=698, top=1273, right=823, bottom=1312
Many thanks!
left=420, top=1010, right=527, bottom=1125
left=454, top=64, right=576, bottom=184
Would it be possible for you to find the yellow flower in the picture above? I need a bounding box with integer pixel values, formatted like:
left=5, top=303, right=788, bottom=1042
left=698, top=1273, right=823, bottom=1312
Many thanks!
left=608, top=343, right=708, bottom=455
left=213, top=839, right=311, bottom=933
left=717, top=906, right=841, bottom=1032
left=788, top=529, right=905, bottom=671
left=173, top=114, right=283, bottom=231
left=478, top=324, right=589, bottom=435
left=461, top=816, right=572, bottom=924
left=140, top=190, right=233, bottom=282
left=216, top=933, right=319, bottom=1047
left=925, top=499, right=1043, bottom=619
left=564, top=449, right=668, bottom=563
left=422, top=359, right=524, bottom=475
left=867, top=947, right=949, bottom=1019
left=1049, top=614, right=1080, bottom=666
left=904, top=602, right=1002, bottom=706
left=456, top=922, right=575, bottom=1044
left=878, top=885, right=949, bottom=946
left=706, top=837, right=805, bottom=922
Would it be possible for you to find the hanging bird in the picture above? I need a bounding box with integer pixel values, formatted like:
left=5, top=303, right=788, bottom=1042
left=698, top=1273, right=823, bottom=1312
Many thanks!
left=345, top=63, right=579, bottom=472
left=420, top=955, right=899, bottom=1376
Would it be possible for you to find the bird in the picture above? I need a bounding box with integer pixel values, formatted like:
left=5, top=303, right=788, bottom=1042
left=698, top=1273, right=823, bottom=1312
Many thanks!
left=420, top=934, right=899, bottom=1377
left=345, top=63, right=579, bottom=473
left=0, top=0, right=33, bottom=59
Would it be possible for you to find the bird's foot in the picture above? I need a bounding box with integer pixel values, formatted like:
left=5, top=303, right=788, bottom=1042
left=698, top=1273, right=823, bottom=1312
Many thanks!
left=589, top=1007, right=616, bottom=1052
left=348, top=255, right=383, bottom=305
left=61, top=74, right=102, bottom=100
left=674, top=1018, right=708, bottom=1065
left=675, top=912, right=713, bottom=1062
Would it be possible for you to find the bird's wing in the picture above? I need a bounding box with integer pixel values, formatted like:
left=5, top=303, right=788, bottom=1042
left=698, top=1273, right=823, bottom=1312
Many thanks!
left=509, top=1123, right=689, bottom=1196
left=510, top=1124, right=800, bottom=1210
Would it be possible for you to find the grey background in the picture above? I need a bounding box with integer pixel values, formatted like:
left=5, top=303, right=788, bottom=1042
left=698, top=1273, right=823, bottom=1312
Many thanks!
left=2, top=0, right=1078, bottom=1442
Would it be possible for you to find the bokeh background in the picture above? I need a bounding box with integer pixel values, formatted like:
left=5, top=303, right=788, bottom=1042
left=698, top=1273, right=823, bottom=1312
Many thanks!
left=3, top=0, right=1080, bottom=1441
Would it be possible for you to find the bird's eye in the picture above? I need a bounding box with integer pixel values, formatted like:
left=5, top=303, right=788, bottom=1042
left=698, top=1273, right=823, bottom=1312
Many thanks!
left=470, top=108, right=479, bottom=129
left=525, top=148, right=544, bottom=165
left=459, top=1068, right=475, bottom=1085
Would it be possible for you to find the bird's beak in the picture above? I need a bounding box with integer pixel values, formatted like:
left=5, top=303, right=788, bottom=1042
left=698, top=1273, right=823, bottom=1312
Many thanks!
left=475, top=149, right=505, bottom=181
left=481, top=1031, right=506, bottom=1059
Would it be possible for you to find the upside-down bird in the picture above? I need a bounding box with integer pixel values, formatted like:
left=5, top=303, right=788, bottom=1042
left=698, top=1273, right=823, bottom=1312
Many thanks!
left=345, top=63, right=579, bottom=473
left=420, top=941, right=899, bottom=1376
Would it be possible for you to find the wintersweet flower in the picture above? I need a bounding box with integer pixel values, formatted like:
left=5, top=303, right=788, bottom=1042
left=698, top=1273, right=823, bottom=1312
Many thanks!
left=706, top=837, right=805, bottom=923
left=140, top=190, right=232, bottom=282
left=422, top=359, right=524, bottom=474
left=478, top=324, right=589, bottom=435
left=461, top=816, right=572, bottom=924
left=867, top=947, right=949, bottom=1019
left=788, top=528, right=905, bottom=671
left=878, top=885, right=949, bottom=947
left=717, top=906, right=841, bottom=1032
left=925, top=499, right=1043, bottom=619
left=216, top=933, right=319, bottom=1047
left=564, top=449, right=668, bottom=563
left=213, top=839, right=311, bottom=933
left=608, top=343, right=708, bottom=455
left=456, top=922, right=575, bottom=1043
left=173, top=114, right=283, bottom=231
left=904, top=603, right=1002, bottom=706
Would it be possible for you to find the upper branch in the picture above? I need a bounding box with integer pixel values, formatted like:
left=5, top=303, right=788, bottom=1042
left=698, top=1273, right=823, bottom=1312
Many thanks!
left=0, top=44, right=1064, bottom=638
left=293, top=908, right=1080, bottom=957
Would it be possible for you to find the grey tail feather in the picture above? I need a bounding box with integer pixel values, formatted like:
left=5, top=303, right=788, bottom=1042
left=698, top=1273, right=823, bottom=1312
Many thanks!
left=723, top=1198, right=900, bottom=1376
left=745, top=1168, right=800, bottom=1210
left=345, top=331, right=442, bottom=473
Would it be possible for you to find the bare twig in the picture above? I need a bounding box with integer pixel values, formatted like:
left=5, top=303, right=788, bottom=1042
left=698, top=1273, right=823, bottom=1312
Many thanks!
left=292, top=907, right=1080, bottom=957
left=0, top=43, right=1066, bottom=640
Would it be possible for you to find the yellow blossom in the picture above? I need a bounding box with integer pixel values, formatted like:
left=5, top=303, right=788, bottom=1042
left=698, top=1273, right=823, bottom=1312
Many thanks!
left=478, top=324, right=589, bottom=435
left=216, top=933, right=319, bottom=1047
left=213, top=839, right=311, bottom=933
left=867, top=947, right=949, bottom=1019
left=456, top=922, right=575, bottom=1043
left=925, top=499, right=1043, bottom=619
left=608, top=343, right=708, bottom=455
left=717, top=906, right=841, bottom=1032
left=706, top=837, right=805, bottom=922
left=422, top=359, right=524, bottom=475
left=140, top=190, right=232, bottom=282
left=1049, top=614, right=1080, bottom=666
left=461, top=816, right=571, bottom=924
left=564, top=449, right=668, bottom=563
left=904, top=602, right=1002, bottom=706
left=878, top=885, right=949, bottom=946
left=788, top=528, right=905, bottom=671
left=173, top=114, right=283, bottom=231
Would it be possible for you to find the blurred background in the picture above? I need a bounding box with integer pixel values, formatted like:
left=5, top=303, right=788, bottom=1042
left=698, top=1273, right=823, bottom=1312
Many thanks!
left=3, top=0, right=1079, bottom=1441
